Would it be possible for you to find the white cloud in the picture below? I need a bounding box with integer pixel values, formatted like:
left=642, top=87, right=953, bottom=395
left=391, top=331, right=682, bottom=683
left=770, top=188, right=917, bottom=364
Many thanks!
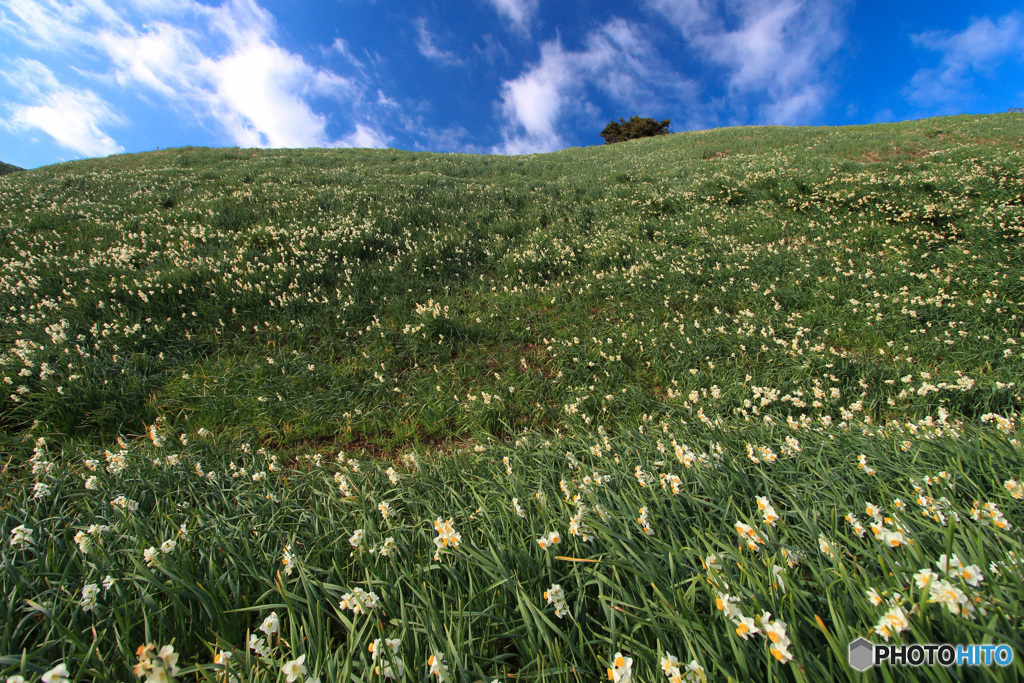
left=494, top=18, right=694, bottom=154
left=646, top=0, right=842, bottom=124
left=202, top=43, right=337, bottom=147
left=484, top=0, right=540, bottom=33
left=496, top=42, right=574, bottom=153
left=338, top=123, right=392, bottom=149
left=1, top=59, right=124, bottom=157
left=907, top=12, right=1024, bottom=111
left=0, top=0, right=392, bottom=151
left=414, top=17, right=463, bottom=66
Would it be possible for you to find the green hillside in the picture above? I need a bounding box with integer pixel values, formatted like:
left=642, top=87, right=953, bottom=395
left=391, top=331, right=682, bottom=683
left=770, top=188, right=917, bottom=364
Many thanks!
left=0, top=160, right=22, bottom=175
left=1, top=114, right=1022, bottom=681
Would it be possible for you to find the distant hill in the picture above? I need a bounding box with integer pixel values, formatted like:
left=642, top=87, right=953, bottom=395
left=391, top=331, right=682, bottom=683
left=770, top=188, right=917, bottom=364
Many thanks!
left=0, top=160, right=22, bottom=175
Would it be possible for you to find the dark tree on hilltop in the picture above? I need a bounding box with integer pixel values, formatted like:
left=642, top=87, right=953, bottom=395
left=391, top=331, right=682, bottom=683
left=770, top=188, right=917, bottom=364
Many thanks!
left=601, top=116, right=672, bottom=144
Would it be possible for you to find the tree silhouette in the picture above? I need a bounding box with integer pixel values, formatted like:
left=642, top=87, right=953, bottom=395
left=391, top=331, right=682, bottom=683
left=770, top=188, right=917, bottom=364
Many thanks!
left=601, top=116, right=672, bottom=144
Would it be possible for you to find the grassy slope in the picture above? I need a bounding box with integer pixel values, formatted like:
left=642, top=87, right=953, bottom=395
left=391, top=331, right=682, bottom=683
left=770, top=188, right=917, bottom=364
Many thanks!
left=0, top=114, right=1022, bottom=453
left=0, top=161, right=22, bottom=175
left=1, top=114, right=1023, bottom=681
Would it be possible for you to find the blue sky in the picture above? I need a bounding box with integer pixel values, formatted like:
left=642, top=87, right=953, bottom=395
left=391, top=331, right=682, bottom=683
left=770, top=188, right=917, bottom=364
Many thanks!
left=1, top=0, right=1022, bottom=169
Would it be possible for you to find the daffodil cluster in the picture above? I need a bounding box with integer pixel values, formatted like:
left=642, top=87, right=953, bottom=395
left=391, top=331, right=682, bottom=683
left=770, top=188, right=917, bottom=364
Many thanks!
left=9, top=524, right=33, bottom=549
left=817, top=534, right=838, bottom=560
left=335, top=472, right=355, bottom=498
left=338, top=587, right=380, bottom=615
left=733, top=521, right=764, bottom=551
left=80, top=582, right=100, bottom=612
left=854, top=501, right=910, bottom=548
left=916, top=554, right=985, bottom=619
left=369, top=638, right=404, bottom=679
left=567, top=502, right=594, bottom=541
left=348, top=528, right=365, bottom=554
left=659, top=653, right=706, bottom=683
left=282, top=544, right=297, bottom=575
left=970, top=500, right=1011, bottom=529
left=73, top=524, right=108, bottom=554
left=133, top=643, right=180, bottom=682
left=543, top=583, right=570, bottom=619
left=755, top=496, right=778, bottom=526
left=432, top=517, right=461, bottom=560
left=638, top=506, right=654, bottom=536
left=536, top=530, right=561, bottom=550
left=870, top=597, right=911, bottom=641
left=715, top=593, right=795, bottom=663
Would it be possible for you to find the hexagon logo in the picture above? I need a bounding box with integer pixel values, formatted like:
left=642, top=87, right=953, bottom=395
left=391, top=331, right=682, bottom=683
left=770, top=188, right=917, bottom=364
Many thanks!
left=848, top=638, right=875, bottom=671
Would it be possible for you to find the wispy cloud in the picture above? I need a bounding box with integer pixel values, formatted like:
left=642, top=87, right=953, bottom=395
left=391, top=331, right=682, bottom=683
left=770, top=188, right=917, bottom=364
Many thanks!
left=473, top=33, right=513, bottom=67
left=906, top=12, right=1024, bottom=112
left=483, top=0, right=540, bottom=33
left=99, top=21, right=204, bottom=100
left=1, top=59, right=124, bottom=157
left=415, top=125, right=486, bottom=154
left=0, top=0, right=393, bottom=151
left=494, top=18, right=695, bottom=154
left=414, top=17, right=463, bottom=66
left=329, top=37, right=366, bottom=70
left=0, top=0, right=107, bottom=51
left=646, top=0, right=843, bottom=124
